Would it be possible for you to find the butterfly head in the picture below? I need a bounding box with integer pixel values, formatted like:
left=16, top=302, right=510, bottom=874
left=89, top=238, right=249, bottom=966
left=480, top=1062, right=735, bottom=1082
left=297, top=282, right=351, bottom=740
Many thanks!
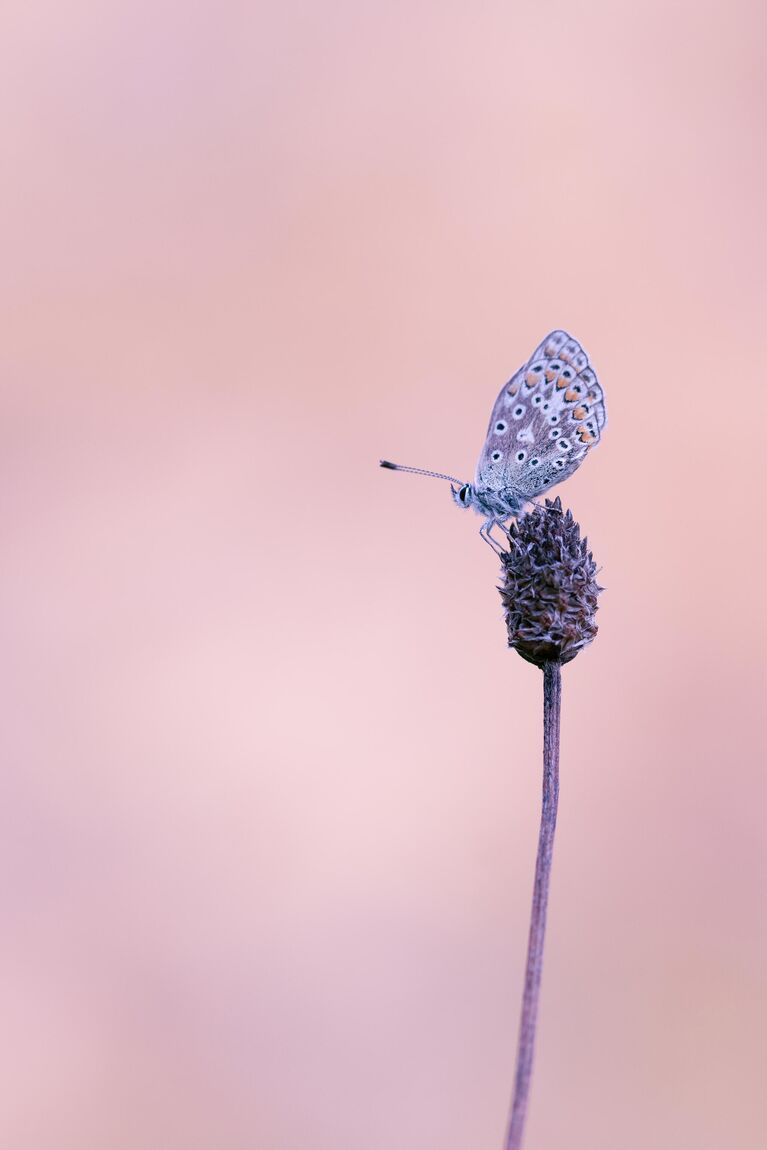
left=451, top=483, right=474, bottom=510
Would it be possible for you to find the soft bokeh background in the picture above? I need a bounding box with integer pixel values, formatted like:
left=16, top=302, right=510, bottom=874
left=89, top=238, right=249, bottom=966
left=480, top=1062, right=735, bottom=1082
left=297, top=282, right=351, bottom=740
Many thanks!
left=2, top=2, right=767, bottom=1148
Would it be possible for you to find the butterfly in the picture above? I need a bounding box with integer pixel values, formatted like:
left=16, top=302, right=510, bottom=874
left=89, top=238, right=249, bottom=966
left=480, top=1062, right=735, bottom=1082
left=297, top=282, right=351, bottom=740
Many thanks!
left=380, top=330, right=606, bottom=552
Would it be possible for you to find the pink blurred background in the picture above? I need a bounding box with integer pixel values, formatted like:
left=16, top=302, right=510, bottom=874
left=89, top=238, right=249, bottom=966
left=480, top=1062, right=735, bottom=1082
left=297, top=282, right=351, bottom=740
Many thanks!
left=2, top=2, right=767, bottom=1147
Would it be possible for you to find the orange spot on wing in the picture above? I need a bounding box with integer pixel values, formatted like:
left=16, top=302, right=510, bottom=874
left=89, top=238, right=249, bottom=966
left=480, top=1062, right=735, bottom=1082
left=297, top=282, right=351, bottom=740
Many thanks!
left=508, top=382, right=519, bottom=396
left=572, top=405, right=587, bottom=420
left=545, top=368, right=557, bottom=382
left=525, top=372, right=539, bottom=387
left=577, top=427, right=595, bottom=444
left=564, top=388, right=579, bottom=402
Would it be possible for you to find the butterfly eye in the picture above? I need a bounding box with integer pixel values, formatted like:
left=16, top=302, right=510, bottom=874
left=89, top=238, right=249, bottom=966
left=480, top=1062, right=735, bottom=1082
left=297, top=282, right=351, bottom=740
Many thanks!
left=459, top=484, right=471, bottom=503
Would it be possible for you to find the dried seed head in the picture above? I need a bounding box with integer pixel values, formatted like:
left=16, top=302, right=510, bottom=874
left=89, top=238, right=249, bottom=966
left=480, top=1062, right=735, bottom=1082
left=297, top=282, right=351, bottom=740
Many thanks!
left=499, top=497, right=601, bottom=668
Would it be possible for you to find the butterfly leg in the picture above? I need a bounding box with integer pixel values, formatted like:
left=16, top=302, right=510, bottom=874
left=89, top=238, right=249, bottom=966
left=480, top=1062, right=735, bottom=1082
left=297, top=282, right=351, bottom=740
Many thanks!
left=497, top=516, right=513, bottom=542
left=479, top=518, right=508, bottom=555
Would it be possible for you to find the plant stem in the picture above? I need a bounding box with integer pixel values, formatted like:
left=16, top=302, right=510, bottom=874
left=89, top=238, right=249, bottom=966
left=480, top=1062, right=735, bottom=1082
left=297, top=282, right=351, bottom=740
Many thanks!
left=505, top=660, right=562, bottom=1150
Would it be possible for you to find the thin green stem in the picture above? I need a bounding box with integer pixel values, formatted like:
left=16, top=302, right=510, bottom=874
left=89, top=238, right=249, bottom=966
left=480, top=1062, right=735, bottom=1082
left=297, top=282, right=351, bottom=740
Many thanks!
left=505, top=661, right=561, bottom=1150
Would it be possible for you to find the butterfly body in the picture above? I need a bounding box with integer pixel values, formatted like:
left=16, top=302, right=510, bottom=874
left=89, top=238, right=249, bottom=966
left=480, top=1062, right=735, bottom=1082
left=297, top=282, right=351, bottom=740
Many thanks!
left=451, top=482, right=525, bottom=520
left=381, top=330, right=606, bottom=551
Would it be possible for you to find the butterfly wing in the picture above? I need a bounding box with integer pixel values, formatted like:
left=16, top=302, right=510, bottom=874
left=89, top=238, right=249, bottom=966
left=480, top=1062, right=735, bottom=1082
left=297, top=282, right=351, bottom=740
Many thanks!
left=475, top=330, right=606, bottom=502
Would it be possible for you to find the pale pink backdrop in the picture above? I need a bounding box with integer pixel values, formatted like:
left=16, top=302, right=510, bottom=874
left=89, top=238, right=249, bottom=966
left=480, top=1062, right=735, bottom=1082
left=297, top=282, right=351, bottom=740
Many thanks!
left=2, top=2, right=766, bottom=1148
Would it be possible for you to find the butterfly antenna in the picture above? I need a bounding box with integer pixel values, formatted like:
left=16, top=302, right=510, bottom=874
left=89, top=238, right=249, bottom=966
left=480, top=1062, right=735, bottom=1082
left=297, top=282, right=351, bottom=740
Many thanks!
left=379, top=460, right=467, bottom=486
